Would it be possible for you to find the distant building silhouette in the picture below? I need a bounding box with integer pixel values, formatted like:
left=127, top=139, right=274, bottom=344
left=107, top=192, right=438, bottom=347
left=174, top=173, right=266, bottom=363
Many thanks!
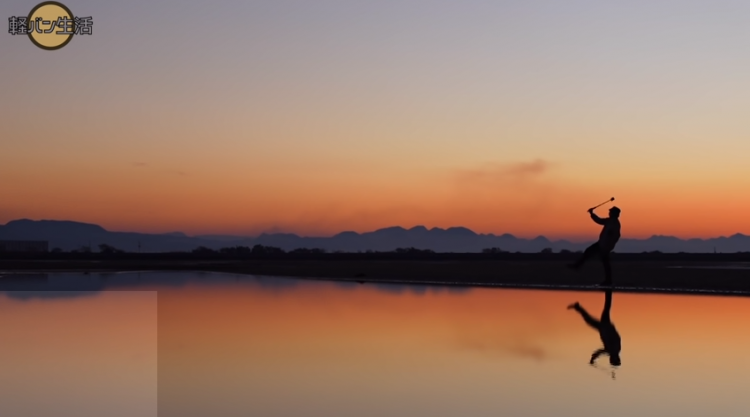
left=0, top=240, right=48, bottom=253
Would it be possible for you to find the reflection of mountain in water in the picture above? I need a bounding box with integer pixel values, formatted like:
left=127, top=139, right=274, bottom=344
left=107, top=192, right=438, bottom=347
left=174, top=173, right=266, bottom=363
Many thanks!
left=0, top=273, right=100, bottom=300
left=0, top=272, right=472, bottom=300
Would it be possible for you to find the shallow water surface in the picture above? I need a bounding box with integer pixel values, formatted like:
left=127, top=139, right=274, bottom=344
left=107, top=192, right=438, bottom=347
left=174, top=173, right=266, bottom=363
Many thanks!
left=1, top=271, right=749, bottom=416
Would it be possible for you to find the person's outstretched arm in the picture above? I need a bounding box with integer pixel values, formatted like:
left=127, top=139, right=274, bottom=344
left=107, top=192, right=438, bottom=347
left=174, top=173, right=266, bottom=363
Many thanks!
left=588, top=209, right=608, bottom=225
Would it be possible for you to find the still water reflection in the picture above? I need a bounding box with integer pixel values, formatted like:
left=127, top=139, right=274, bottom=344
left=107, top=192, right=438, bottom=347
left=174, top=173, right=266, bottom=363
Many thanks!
left=568, top=290, right=621, bottom=373
left=1, top=271, right=749, bottom=417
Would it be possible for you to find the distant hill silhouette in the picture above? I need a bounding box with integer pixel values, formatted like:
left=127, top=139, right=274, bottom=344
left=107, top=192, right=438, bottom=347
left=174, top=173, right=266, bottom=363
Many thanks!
left=1, top=219, right=749, bottom=253
left=0, top=219, right=216, bottom=253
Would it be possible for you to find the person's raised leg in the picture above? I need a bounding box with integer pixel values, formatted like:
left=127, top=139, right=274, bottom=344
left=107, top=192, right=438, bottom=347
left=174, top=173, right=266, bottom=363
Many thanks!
left=568, top=242, right=600, bottom=270
left=567, top=302, right=601, bottom=330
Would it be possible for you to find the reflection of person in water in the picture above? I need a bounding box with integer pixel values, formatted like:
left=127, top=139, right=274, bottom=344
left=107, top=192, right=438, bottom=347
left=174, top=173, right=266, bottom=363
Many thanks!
left=568, top=290, right=621, bottom=367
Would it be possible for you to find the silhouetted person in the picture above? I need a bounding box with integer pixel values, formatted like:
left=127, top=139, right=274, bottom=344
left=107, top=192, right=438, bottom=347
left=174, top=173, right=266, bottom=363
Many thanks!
left=568, top=206, right=621, bottom=286
left=567, top=289, right=621, bottom=367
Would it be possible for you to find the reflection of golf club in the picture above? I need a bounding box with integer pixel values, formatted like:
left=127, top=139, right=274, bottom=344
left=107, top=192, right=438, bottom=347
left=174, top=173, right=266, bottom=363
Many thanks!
left=589, top=197, right=615, bottom=211
left=590, top=362, right=617, bottom=380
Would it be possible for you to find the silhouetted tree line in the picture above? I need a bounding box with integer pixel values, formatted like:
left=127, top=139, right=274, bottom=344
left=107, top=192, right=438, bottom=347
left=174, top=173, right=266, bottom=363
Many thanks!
left=13, top=242, right=682, bottom=257
left=18, top=244, right=681, bottom=257
left=16, top=244, right=750, bottom=259
left=191, top=245, right=326, bottom=255
left=215, top=245, right=285, bottom=255
left=289, top=248, right=327, bottom=254
left=42, top=244, right=593, bottom=256
left=6, top=246, right=750, bottom=262
left=482, top=247, right=507, bottom=253
left=394, top=247, right=435, bottom=254
left=99, top=244, right=125, bottom=254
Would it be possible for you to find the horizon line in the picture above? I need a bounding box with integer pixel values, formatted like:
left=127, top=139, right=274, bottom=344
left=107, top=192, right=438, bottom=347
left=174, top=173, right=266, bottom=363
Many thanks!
left=2, top=218, right=749, bottom=242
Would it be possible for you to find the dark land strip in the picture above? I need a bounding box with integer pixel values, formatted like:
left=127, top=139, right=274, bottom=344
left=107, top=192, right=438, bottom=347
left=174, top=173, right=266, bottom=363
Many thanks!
left=2, top=254, right=750, bottom=296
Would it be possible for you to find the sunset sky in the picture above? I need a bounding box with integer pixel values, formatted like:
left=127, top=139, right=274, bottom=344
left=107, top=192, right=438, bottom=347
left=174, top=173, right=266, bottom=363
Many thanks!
left=2, top=0, right=750, bottom=239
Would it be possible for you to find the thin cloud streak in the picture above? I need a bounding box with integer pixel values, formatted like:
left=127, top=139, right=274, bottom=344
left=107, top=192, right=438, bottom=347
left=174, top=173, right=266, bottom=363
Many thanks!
left=453, top=159, right=554, bottom=185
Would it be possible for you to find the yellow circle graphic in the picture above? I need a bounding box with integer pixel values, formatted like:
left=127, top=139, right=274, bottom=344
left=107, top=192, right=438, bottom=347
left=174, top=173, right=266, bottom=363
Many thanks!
left=27, top=2, right=75, bottom=50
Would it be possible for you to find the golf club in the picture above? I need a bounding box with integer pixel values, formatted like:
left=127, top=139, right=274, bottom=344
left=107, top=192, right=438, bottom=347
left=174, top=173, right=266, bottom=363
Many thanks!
left=589, top=197, right=615, bottom=211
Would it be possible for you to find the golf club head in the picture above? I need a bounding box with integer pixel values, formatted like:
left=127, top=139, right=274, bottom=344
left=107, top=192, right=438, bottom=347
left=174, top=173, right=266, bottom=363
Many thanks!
left=589, top=197, right=616, bottom=211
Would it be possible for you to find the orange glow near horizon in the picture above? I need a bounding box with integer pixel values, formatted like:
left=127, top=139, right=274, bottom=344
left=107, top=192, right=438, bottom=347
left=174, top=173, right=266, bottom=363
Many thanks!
left=3, top=158, right=750, bottom=239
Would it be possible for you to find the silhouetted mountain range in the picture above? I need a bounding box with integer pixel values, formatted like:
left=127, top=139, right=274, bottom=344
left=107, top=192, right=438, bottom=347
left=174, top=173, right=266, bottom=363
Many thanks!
left=1, top=219, right=749, bottom=253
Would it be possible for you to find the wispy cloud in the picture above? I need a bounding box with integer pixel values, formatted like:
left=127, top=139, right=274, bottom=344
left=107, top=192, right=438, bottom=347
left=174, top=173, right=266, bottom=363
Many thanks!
left=132, top=162, right=148, bottom=168
left=453, top=159, right=554, bottom=185
left=442, top=158, right=578, bottom=225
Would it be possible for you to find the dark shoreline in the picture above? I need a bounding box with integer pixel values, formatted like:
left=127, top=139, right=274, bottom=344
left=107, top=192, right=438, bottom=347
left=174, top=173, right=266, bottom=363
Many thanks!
left=2, top=255, right=750, bottom=296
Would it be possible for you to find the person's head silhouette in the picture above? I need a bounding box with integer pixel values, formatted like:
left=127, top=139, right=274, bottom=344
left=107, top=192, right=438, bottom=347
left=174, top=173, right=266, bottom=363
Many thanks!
left=609, top=206, right=621, bottom=218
